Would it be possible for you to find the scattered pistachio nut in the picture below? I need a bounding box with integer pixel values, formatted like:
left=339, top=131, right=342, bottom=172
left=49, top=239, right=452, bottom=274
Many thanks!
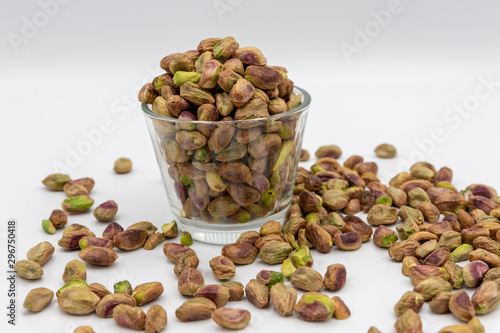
left=145, top=304, right=167, bottom=333
left=211, top=308, right=251, bottom=330
left=27, top=241, right=54, bottom=266
left=23, top=287, right=54, bottom=312
left=113, top=304, right=146, bottom=330
left=93, top=200, right=118, bottom=222
left=14, top=260, right=43, bottom=280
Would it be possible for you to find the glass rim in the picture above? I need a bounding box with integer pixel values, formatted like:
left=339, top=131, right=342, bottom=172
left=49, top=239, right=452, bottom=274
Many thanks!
left=141, top=86, right=311, bottom=124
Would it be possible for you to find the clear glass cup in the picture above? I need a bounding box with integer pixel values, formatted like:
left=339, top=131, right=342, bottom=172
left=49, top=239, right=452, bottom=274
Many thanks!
left=141, top=87, right=311, bottom=244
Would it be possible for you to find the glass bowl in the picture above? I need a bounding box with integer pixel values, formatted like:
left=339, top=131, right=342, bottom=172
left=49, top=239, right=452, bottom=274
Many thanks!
left=141, top=87, right=311, bottom=244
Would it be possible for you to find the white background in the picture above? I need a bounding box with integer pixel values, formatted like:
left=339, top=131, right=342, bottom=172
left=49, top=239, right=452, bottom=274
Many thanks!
left=1, top=0, right=500, bottom=332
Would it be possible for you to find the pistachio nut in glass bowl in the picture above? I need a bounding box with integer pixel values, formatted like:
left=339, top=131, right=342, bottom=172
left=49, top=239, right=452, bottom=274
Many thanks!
left=138, top=36, right=311, bottom=244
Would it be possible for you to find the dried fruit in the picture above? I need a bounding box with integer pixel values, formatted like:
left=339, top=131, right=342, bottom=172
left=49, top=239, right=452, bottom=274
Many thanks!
left=375, top=143, right=397, bottom=158
left=62, top=259, right=87, bottom=283
left=194, top=284, right=230, bottom=308
left=93, top=200, right=118, bottom=222
left=57, top=286, right=100, bottom=315
left=61, top=195, right=94, bottom=214
left=145, top=305, right=167, bottom=333
left=270, top=283, right=297, bottom=316
left=96, top=293, right=136, bottom=318
left=114, top=229, right=148, bottom=250
left=113, top=304, right=146, bottom=330
left=178, top=267, right=205, bottom=296
left=221, top=242, right=258, bottom=265
left=114, top=280, right=133, bottom=295
left=394, top=291, right=425, bottom=316
left=14, top=260, right=43, bottom=280
left=27, top=241, right=54, bottom=266
left=42, top=173, right=71, bottom=191
left=176, top=297, right=216, bottom=322
left=450, top=290, right=475, bottom=321
left=294, top=292, right=334, bottom=321
left=211, top=308, right=251, bottom=330
left=290, top=266, right=323, bottom=292
left=245, top=279, right=269, bottom=308
left=132, top=282, right=164, bottom=306
left=324, top=264, right=347, bottom=291
left=209, top=256, right=236, bottom=280
left=79, top=246, right=118, bottom=266
left=471, top=281, right=500, bottom=314
left=23, top=287, right=54, bottom=312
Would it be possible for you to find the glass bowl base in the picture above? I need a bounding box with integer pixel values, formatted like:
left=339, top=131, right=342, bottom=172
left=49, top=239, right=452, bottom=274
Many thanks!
left=174, top=209, right=288, bottom=245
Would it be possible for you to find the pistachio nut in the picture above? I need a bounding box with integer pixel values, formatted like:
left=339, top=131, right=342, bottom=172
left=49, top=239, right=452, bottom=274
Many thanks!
left=175, top=297, right=216, bottom=322
left=23, top=287, right=54, bottom=312
left=194, top=284, right=230, bottom=308
left=27, top=241, right=54, bottom=266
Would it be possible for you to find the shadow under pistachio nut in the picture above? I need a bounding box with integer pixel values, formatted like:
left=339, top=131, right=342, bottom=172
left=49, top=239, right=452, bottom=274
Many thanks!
left=57, top=286, right=100, bottom=315
left=373, top=225, right=398, bottom=248
left=222, top=281, right=244, bottom=301
left=176, top=297, right=217, bottom=322
left=27, top=241, right=54, bottom=266
left=471, top=281, right=500, bottom=314
left=23, top=287, right=54, bottom=312
left=209, top=256, right=236, bottom=280
left=93, top=200, right=118, bottom=222
left=211, top=308, right=251, bottom=330
left=295, top=292, right=334, bottom=322
left=394, top=309, right=423, bottom=333
left=114, top=229, right=148, bottom=250
left=42, top=173, right=71, bottom=191
left=193, top=284, right=230, bottom=308
left=61, top=195, right=94, bottom=214
left=145, top=304, right=167, bottom=333
left=96, top=293, right=136, bottom=318
left=113, top=304, right=146, bottom=330
left=333, top=232, right=362, bottom=251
